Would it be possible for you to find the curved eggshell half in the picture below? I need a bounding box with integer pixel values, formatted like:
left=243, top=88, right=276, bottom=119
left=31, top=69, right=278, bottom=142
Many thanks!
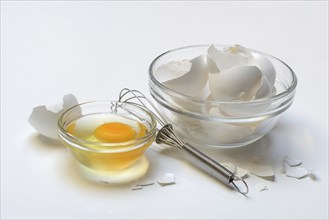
left=209, top=65, right=263, bottom=101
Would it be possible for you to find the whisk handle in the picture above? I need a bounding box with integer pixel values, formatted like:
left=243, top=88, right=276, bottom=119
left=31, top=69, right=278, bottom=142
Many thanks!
left=182, top=143, right=235, bottom=184
left=155, top=124, right=248, bottom=194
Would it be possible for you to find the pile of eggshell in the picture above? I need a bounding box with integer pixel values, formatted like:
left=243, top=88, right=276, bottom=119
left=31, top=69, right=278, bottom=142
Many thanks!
left=155, top=45, right=277, bottom=144
left=156, top=45, right=276, bottom=113
left=221, top=155, right=315, bottom=192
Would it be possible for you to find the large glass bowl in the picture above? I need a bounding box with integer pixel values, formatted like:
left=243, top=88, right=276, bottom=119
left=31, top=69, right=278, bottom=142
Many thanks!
left=58, top=101, right=157, bottom=170
left=149, top=45, right=297, bottom=148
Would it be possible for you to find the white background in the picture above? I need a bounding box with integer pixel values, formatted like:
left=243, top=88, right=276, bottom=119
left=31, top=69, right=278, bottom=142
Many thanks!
left=1, top=1, right=328, bottom=219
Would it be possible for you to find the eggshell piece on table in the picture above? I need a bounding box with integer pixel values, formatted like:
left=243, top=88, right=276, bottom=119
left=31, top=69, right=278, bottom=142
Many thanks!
left=249, top=164, right=275, bottom=178
left=236, top=166, right=249, bottom=179
left=136, top=179, right=155, bottom=187
left=28, top=106, right=60, bottom=140
left=157, top=173, right=176, bottom=186
left=256, top=183, right=268, bottom=191
left=28, top=94, right=80, bottom=140
left=285, top=167, right=308, bottom=179
left=283, top=156, right=303, bottom=167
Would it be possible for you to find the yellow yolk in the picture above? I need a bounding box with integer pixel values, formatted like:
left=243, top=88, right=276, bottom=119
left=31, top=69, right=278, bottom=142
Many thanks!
left=94, top=122, right=137, bottom=143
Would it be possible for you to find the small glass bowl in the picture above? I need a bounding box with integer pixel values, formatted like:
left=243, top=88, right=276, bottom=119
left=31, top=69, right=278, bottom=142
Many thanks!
left=58, top=101, right=157, bottom=171
left=149, top=45, right=297, bottom=148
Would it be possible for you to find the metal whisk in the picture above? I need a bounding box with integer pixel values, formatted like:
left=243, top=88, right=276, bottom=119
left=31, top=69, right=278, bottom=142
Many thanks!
left=118, top=88, right=249, bottom=195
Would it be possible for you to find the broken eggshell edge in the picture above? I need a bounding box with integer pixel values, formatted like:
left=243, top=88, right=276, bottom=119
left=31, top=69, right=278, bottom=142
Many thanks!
left=28, top=94, right=80, bottom=140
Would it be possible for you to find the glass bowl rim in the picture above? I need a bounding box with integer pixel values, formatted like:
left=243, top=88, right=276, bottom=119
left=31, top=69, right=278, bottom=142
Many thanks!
left=58, top=100, right=157, bottom=153
left=149, top=44, right=297, bottom=105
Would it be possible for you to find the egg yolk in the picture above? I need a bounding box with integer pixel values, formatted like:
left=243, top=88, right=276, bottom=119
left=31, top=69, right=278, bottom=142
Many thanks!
left=94, top=122, right=137, bottom=143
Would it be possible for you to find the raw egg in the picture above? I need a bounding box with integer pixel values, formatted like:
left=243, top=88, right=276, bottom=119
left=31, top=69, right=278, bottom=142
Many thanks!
left=67, top=113, right=147, bottom=145
left=63, top=113, right=151, bottom=170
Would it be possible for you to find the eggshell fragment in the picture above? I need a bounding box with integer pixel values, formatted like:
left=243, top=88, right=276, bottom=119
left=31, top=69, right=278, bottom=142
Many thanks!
left=307, top=169, right=317, bottom=180
left=131, top=186, right=143, bottom=191
left=207, top=106, right=230, bottom=117
left=208, top=44, right=251, bottom=70
left=28, top=94, right=80, bottom=140
left=249, top=164, right=274, bottom=178
left=256, top=183, right=268, bottom=191
left=236, top=167, right=249, bottom=179
left=251, top=52, right=276, bottom=89
left=283, top=156, right=303, bottom=167
left=255, top=77, right=272, bottom=99
left=163, top=55, right=209, bottom=98
left=209, top=66, right=263, bottom=101
left=157, top=173, right=176, bottom=186
left=285, top=167, right=308, bottom=179
left=136, top=180, right=155, bottom=187
left=155, top=60, right=192, bottom=82
left=207, top=54, right=220, bottom=74
left=160, top=55, right=212, bottom=113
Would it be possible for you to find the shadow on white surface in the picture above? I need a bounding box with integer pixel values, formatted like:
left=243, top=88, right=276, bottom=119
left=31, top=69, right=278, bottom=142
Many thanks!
left=25, top=111, right=323, bottom=195
left=74, top=156, right=149, bottom=185
left=148, top=112, right=323, bottom=190
left=26, top=133, right=151, bottom=190
left=27, top=132, right=64, bottom=148
left=175, top=113, right=317, bottom=166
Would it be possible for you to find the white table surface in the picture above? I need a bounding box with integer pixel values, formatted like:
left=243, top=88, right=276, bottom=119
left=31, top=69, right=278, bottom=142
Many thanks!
left=1, top=1, right=328, bottom=219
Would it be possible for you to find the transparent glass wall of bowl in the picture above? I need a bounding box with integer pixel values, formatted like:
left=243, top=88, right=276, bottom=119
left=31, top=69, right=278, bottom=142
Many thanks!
left=148, top=45, right=297, bottom=148
left=58, top=101, right=156, bottom=170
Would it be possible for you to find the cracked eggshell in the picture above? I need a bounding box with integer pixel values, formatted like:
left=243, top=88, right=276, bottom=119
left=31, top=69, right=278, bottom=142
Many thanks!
left=283, top=156, right=303, bottom=167
left=251, top=52, right=276, bottom=89
left=255, top=77, right=272, bottom=99
left=219, top=76, right=271, bottom=116
left=236, top=167, right=249, bottom=179
left=155, top=60, right=192, bottom=83
left=256, top=183, right=268, bottom=191
left=207, top=105, right=230, bottom=117
left=249, top=164, right=274, bottom=178
left=28, top=106, right=60, bottom=140
left=207, top=54, right=220, bottom=74
left=136, top=179, right=155, bottom=187
left=28, top=94, right=80, bottom=140
left=157, top=173, right=176, bottom=186
left=285, top=167, right=308, bottom=179
left=163, top=55, right=209, bottom=98
left=161, top=55, right=211, bottom=113
left=208, top=45, right=251, bottom=70
left=209, top=65, right=263, bottom=101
